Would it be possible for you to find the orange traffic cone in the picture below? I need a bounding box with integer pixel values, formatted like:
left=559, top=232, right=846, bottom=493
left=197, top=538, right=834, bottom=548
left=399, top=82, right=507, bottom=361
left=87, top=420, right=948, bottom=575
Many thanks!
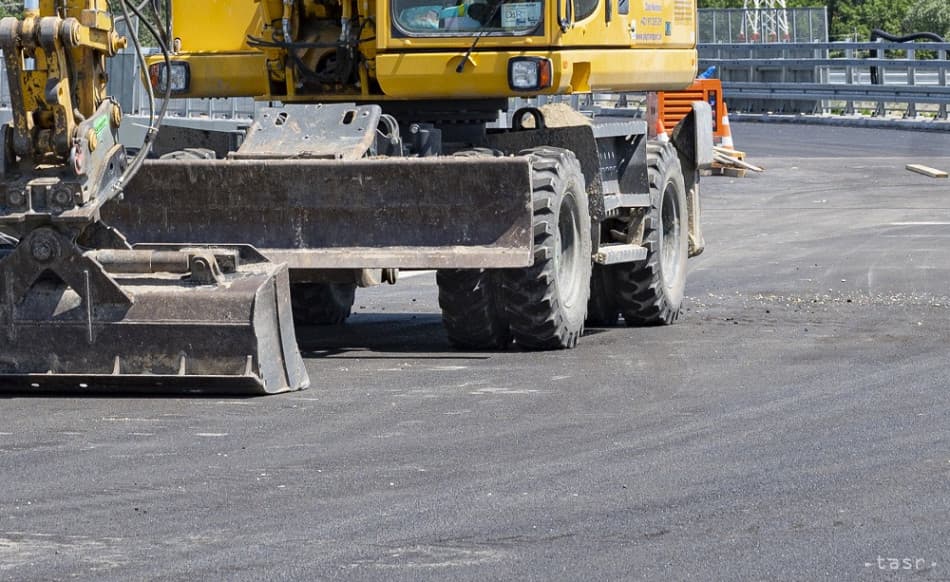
left=718, top=103, right=735, bottom=150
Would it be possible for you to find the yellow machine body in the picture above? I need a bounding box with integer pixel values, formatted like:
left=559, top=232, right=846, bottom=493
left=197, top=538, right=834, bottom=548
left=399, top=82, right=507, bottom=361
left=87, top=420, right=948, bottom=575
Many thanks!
left=155, top=0, right=697, bottom=100
left=0, top=0, right=711, bottom=392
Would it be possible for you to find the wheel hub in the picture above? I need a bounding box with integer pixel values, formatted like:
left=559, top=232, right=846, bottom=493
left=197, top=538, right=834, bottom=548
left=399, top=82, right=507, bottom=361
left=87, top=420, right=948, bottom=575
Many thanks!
left=660, top=181, right=683, bottom=289
left=557, top=193, right=583, bottom=310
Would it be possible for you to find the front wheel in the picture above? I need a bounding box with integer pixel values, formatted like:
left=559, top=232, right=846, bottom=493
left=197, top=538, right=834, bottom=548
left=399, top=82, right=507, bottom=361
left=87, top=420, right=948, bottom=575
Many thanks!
left=290, top=282, right=357, bottom=325
left=437, top=269, right=511, bottom=349
left=502, top=147, right=592, bottom=349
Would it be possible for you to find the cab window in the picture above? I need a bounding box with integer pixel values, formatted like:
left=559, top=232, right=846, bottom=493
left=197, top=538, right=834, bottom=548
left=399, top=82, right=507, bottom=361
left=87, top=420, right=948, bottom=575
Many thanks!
left=573, top=0, right=597, bottom=20
left=393, top=0, right=544, bottom=35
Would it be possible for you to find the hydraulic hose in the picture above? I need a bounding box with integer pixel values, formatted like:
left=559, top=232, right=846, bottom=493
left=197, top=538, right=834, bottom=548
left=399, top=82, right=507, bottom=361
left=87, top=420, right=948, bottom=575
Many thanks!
left=114, top=0, right=172, bottom=194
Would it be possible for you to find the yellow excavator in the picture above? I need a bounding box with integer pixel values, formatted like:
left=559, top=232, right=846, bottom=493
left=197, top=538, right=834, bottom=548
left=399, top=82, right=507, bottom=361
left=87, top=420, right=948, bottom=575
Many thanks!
left=0, top=0, right=711, bottom=393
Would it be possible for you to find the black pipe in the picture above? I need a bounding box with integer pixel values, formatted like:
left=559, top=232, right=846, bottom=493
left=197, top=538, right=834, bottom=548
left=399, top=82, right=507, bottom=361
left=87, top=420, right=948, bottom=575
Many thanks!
left=870, top=29, right=946, bottom=43
left=869, top=29, right=946, bottom=85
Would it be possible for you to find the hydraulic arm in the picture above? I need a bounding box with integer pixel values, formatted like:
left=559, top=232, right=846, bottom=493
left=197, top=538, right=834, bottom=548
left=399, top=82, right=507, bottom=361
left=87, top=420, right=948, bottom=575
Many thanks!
left=0, top=1, right=308, bottom=393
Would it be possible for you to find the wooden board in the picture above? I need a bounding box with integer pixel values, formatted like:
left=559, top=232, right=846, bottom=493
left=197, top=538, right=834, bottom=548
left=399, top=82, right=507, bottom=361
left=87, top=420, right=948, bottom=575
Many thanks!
left=713, top=154, right=764, bottom=173
left=714, top=146, right=746, bottom=160
left=710, top=166, right=747, bottom=178
left=906, top=164, right=948, bottom=179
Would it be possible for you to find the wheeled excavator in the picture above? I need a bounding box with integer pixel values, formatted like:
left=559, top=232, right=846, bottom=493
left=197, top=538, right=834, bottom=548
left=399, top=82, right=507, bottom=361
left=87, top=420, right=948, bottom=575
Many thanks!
left=0, top=0, right=712, bottom=393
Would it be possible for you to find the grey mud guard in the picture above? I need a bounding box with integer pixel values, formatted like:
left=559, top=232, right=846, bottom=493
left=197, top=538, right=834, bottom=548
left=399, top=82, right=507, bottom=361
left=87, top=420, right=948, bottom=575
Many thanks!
left=0, top=235, right=309, bottom=394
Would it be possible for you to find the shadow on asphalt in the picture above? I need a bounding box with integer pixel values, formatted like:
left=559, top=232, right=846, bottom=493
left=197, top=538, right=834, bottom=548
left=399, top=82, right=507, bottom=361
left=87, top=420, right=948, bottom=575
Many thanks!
left=0, top=314, right=618, bottom=397
left=295, top=313, right=449, bottom=355
left=295, top=312, right=612, bottom=357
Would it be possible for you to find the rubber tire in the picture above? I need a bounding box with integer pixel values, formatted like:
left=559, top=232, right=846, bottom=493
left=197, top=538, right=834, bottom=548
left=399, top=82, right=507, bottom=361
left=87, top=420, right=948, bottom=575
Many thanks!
left=435, top=148, right=512, bottom=350
left=586, top=264, right=620, bottom=326
left=501, top=147, right=592, bottom=349
left=290, top=282, right=356, bottom=325
left=437, top=269, right=511, bottom=349
left=613, top=141, right=689, bottom=326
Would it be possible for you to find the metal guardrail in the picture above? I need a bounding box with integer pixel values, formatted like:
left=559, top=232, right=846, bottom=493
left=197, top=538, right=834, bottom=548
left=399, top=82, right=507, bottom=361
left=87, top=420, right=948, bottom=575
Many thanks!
left=700, top=41, right=950, bottom=119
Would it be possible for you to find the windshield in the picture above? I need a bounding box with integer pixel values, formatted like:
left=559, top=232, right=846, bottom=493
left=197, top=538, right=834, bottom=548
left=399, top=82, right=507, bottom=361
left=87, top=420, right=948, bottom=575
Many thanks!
left=393, top=0, right=543, bottom=36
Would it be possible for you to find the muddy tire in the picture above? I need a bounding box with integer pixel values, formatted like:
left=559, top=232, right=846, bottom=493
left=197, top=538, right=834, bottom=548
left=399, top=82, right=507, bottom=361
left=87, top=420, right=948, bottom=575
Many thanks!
left=501, top=147, right=591, bottom=349
left=290, top=282, right=356, bottom=325
left=586, top=264, right=620, bottom=326
left=613, top=142, right=688, bottom=326
left=437, top=269, right=511, bottom=349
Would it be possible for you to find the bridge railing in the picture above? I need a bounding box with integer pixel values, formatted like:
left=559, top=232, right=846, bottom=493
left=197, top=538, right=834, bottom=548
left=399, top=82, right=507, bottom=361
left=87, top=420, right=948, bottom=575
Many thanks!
left=700, top=41, right=950, bottom=120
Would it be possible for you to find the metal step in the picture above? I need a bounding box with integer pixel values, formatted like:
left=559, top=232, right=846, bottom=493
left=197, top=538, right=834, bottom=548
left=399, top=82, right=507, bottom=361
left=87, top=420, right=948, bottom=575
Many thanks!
left=593, top=243, right=647, bottom=265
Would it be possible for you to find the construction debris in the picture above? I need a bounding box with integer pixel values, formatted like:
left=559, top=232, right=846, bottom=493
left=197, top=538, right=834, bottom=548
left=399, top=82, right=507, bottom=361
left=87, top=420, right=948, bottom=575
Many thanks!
left=906, top=164, right=948, bottom=179
left=535, top=103, right=592, bottom=127
left=708, top=146, right=764, bottom=177
left=657, top=80, right=760, bottom=177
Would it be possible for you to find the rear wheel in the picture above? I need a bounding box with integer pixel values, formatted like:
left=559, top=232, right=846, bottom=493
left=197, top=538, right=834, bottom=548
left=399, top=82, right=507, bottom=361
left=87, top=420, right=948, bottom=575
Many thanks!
left=437, top=269, right=511, bottom=349
left=613, top=142, right=688, bottom=325
left=290, top=282, right=356, bottom=325
left=502, top=147, right=591, bottom=349
left=436, top=148, right=512, bottom=350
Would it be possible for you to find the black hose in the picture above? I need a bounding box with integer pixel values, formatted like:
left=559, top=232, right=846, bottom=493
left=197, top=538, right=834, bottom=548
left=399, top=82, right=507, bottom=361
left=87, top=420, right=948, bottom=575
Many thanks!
left=869, top=29, right=946, bottom=85
left=247, top=35, right=342, bottom=50
left=248, top=15, right=371, bottom=86
left=870, top=29, right=946, bottom=43
left=115, top=0, right=172, bottom=192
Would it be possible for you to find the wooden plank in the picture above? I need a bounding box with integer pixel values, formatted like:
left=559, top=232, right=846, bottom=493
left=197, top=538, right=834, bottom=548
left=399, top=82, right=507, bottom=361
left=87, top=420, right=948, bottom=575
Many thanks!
left=710, top=167, right=747, bottom=178
left=906, top=164, right=948, bottom=179
left=713, top=146, right=746, bottom=160
left=713, top=152, right=764, bottom=173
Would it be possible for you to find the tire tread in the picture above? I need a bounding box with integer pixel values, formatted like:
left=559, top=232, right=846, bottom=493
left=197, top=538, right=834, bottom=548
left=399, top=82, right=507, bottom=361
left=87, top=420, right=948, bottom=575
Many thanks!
left=613, top=142, right=687, bottom=326
left=502, top=147, right=591, bottom=349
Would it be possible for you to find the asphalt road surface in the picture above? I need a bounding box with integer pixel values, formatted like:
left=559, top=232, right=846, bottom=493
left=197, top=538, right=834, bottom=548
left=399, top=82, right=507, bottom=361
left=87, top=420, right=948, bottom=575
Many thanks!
left=2, top=124, right=950, bottom=581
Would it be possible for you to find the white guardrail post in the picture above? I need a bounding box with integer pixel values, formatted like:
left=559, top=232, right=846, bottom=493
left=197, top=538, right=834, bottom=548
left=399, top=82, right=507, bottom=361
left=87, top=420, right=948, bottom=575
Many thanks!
left=940, top=47, right=948, bottom=120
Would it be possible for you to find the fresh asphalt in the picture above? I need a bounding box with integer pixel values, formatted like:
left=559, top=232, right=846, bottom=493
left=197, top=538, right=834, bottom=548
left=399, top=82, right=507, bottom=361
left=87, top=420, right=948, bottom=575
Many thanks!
left=1, top=124, right=949, bottom=581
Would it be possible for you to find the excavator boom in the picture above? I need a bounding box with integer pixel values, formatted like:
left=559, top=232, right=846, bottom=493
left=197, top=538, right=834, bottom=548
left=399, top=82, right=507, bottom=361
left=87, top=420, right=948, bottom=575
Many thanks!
left=0, top=2, right=309, bottom=393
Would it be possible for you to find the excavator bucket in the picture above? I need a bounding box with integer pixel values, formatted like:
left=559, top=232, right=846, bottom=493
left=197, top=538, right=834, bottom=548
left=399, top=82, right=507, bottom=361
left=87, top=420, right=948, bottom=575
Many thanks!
left=0, top=233, right=309, bottom=394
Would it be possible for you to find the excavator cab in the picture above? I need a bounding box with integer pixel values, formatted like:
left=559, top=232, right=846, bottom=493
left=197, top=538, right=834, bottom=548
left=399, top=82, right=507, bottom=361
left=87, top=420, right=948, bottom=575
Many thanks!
left=148, top=0, right=698, bottom=99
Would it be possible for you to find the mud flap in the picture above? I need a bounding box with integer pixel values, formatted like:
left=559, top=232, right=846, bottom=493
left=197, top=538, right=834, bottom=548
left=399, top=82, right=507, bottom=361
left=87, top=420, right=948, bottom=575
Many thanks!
left=109, top=156, right=534, bottom=269
left=671, top=102, right=712, bottom=258
left=0, top=236, right=309, bottom=394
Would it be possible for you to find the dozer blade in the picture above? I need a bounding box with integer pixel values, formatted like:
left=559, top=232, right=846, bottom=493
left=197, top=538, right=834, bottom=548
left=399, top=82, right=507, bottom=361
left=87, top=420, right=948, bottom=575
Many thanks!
left=0, top=233, right=308, bottom=394
left=108, top=156, right=534, bottom=269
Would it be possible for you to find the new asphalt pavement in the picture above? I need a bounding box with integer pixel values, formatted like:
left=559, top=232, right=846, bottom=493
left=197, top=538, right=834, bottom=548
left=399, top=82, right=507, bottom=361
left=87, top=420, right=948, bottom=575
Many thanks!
left=1, top=123, right=949, bottom=581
